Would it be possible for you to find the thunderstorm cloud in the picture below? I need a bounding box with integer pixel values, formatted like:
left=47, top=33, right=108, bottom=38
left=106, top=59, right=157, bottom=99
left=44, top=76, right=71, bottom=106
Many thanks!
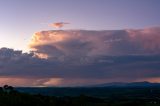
left=1, top=27, right=160, bottom=86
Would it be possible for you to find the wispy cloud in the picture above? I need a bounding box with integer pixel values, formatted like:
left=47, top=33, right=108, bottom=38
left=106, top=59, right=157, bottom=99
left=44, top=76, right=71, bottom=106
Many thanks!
left=49, top=22, right=70, bottom=29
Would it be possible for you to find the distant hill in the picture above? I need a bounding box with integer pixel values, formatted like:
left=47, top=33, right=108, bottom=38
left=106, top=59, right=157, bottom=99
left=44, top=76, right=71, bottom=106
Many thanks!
left=89, top=81, right=160, bottom=87
left=15, top=82, right=160, bottom=97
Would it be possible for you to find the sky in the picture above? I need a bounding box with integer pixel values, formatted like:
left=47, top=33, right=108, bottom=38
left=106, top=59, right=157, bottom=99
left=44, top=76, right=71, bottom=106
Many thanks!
left=0, top=0, right=160, bottom=51
left=0, top=0, right=160, bottom=86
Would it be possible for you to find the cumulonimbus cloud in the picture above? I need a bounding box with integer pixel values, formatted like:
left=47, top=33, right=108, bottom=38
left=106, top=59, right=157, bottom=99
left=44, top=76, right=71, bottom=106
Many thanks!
left=1, top=27, right=160, bottom=86
left=29, top=27, right=160, bottom=60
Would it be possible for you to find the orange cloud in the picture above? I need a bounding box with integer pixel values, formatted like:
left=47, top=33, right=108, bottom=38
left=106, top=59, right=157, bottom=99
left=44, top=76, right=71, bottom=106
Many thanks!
left=136, top=77, right=160, bottom=83
left=49, top=22, right=69, bottom=29
left=42, top=78, right=63, bottom=86
left=0, top=77, right=36, bottom=87
left=0, top=77, right=63, bottom=87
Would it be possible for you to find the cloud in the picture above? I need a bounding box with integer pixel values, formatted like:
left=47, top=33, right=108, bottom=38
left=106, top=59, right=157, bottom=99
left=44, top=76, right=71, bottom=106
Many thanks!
left=29, top=27, right=160, bottom=60
left=1, top=48, right=160, bottom=86
left=126, top=27, right=160, bottom=54
left=1, top=27, right=160, bottom=86
left=0, top=77, right=62, bottom=87
left=49, top=22, right=69, bottom=29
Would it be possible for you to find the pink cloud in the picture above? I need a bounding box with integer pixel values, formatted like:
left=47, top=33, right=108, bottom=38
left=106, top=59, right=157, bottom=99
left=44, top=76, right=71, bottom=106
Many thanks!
left=49, top=22, right=69, bottom=29
left=29, top=27, right=160, bottom=60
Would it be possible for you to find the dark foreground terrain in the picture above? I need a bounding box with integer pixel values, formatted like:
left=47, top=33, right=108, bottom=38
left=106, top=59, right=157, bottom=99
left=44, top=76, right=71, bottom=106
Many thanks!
left=0, top=85, right=160, bottom=106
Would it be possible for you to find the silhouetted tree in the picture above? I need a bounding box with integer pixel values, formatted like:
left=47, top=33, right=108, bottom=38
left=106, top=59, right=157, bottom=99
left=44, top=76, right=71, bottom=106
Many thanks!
left=3, top=85, right=14, bottom=93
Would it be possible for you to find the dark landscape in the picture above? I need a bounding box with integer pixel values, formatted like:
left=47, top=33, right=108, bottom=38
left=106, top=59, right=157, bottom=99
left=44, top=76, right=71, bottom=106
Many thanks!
left=0, top=82, right=160, bottom=106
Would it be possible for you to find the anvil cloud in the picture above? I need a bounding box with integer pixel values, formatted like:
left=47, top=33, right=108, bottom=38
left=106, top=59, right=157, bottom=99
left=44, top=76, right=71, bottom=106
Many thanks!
left=30, top=27, right=160, bottom=59
left=1, top=27, right=160, bottom=86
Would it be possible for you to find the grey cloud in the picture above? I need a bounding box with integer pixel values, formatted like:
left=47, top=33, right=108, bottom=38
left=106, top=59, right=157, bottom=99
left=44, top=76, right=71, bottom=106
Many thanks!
left=1, top=47, right=160, bottom=86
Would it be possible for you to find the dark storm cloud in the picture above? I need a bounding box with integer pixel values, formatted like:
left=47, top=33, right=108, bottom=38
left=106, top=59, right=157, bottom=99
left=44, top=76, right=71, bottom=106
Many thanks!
left=0, top=48, right=160, bottom=86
